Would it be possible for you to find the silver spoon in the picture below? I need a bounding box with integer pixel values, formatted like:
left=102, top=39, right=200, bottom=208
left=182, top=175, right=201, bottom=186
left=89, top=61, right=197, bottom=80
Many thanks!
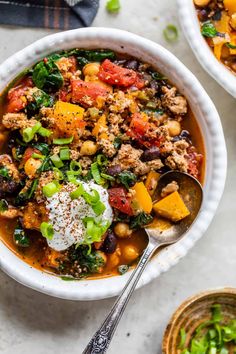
left=83, top=171, right=203, bottom=354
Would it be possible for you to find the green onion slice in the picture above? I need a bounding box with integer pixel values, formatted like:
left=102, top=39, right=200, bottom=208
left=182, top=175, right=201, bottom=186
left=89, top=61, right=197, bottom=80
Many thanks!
left=69, top=160, right=82, bottom=175
left=163, top=24, right=178, bottom=42
left=106, top=0, right=121, bottom=13
left=59, top=147, right=70, bottom=161
left=226, top=42, right=236, bottom=49
left=91, top=162, right=105, bottom=185
left=32, top=153, right=45, bottom=159
left=83, top=189, right=100, bottom=205
left=22, top=122, right=42, bottom=143
left=53, top=167, right=64, bottom=180
left=92, top=200, right=106, bottom=215
left=50, top=154, right=64, bottom=168
left=70, top=184, right=84, bottom=200
left=40, top=222, right=54, bottom=240
left=97, top=154, right=108, bottom=166
left=82, top=217, right=111, bottom=245
left=43, top=180, right=60, bottom=198
left=38, top=127, right=52, bottom=137
left=53, top=136, right=74, bottom=145
left=66, top=171, right=80, bottom=185
left=100, top=172, right=115, bottom=181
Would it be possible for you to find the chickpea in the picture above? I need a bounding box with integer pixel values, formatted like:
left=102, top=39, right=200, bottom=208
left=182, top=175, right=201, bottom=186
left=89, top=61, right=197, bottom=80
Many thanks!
left=80, top=140, right=97, bottom=156
left=24, top=157, right=42, bottom=179
left=83, top=62, right=100, bottom=77
left=194, top=0, right=210, bottom=7
left=166, top=120, right=181, bottom=137
left=114, top=222, right=133, bottom=239
left=230, top=13, right=236, bottom=30
left=108, top=247, right=121, bottom=268
left=123, top=245, right=139, bottom=262
left=96, top=251, right=107, bottom=273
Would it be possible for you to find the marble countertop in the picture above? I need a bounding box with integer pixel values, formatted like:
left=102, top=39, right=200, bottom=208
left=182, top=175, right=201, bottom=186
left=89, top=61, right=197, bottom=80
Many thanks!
left=0, top=0, right=235, bottom=353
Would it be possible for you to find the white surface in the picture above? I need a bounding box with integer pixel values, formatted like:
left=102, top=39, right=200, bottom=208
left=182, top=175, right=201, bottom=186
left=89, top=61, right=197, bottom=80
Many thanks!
left=177, top=0, right=236, bottom=98
left=0, top=0, right=235, bottom=352
left=0, top=27, right=226, bottom=300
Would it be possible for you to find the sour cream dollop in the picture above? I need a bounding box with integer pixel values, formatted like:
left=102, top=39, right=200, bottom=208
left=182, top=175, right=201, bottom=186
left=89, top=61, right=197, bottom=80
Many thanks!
left=45, top=181, right=113, bottom=251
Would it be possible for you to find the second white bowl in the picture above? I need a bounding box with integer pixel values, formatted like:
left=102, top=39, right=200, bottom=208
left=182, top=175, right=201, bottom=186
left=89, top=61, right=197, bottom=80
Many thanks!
left=177, top=0, right=236, bottom=98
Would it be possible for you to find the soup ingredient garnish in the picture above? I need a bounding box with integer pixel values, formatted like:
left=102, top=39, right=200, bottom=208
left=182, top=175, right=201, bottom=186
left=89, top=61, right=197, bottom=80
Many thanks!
left=118, top=265, right=129, bottom=275
left=153, top=191, right=190, bottom=222
left=130, top=212, right=153, bottom=230
left=179, top=304, right=236, bottom=353
left=40, top=222, right=54, bottom=240
left=13, top=225, right=30, bottom=247
left=117, top=170, right=137, bottom=190
left=106, top=0, right=121, bottom=13
left=201, top=21, right=218, bottom=37
left=163, top=24, right=179, bottom=42
left=32, top=56, right=63, bottom=91
left=0, top=199, right=8, bottom=212
left=45, top=181, right=112, bottom=251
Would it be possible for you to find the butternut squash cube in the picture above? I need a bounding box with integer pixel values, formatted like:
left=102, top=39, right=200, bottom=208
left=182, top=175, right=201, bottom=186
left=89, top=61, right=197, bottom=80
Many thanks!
left=131, top=182, right=153, bottom=213
left=153, top=191, right=190, bottom=222
left=53, top=101, right=85, bottom=138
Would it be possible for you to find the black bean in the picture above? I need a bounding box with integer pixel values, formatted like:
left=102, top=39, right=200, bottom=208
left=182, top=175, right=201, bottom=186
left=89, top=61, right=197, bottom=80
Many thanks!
left=198, top=9, right=209, bottom=22
left=106, top=164, right=122, bottom=176
left=0, top=177, right=19, bottom=197
left=150, top=80, right=160, bottom=92
left=102, top=232, right=117, bottom=254
left=113, top=59, right=127, bottom=66
left=172, top=130, right=191, bottom=143
left=212, top=10, right=222, bottom=21
left=124, top=60, right=139, bottom=71
left=142, top=147, right=160, bottom=161
left=157, top=165, right=171, bottom=174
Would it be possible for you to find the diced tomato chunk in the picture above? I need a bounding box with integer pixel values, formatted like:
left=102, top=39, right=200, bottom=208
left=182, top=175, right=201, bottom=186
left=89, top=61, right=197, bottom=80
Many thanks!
left=59, top=88, right=70, bottom=102
left=68, top=56, right=77, bottom=73
left=98, top=59, right=137, bottom=87
left=6, top=77, right=33, bottom=113
left=187, top=148, right=203, bottom=179
left=133, top=74, right=145, bottom=90
left=108, top=187, right=133, bottom=216
left=71, top=79, right=110, bottom=107
left=22, top=147, right=41, bottom=165
left=128, top=113, right=163, bottom=148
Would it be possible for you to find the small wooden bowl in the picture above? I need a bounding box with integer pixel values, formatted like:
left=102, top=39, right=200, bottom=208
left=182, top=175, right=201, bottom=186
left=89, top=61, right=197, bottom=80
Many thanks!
left=162, top=288, right=236, bottom=354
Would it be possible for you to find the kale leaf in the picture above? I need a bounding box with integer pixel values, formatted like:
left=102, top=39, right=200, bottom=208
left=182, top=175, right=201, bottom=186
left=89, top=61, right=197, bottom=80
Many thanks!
left=15, top=179, right=38, bottom=206
left=27, top=89, right=53, bottom=116
left=201, top=21, right=218, bottom=38
left=13, top=225, right=30, bottom=247
left=0, top=199, right=8, bottom=212
left=32, top=57, right=63, bottom=91
left=0, top=166, right=10, bottom=179
left=113, top=136, right=122, bottom=149
left=71, top=245, right=105, bottom=273
left=130, top=212, right=153, bottom=229
left=117, top=170, right=137, bottom=190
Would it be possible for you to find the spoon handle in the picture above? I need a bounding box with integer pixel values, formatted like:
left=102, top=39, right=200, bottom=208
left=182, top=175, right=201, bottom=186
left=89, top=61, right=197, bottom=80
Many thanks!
left=82, top=241, right=158, bottom=354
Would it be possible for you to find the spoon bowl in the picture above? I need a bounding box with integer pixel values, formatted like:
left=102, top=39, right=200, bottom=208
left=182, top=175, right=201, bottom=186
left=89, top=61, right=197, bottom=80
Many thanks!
left=146, top=171, right=203, bottom=246
left=83, top=171, right=203, bottom=354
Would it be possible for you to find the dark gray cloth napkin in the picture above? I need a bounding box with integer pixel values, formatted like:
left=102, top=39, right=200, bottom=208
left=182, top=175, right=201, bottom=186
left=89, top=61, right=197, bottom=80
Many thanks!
left=0, top=0, right=99, bottom=29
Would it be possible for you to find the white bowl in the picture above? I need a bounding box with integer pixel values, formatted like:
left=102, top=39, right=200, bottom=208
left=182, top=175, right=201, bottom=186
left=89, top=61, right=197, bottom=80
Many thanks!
left=177, top=0, right=236, bottom=98
left=0, top=28, right=227, bottom=300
